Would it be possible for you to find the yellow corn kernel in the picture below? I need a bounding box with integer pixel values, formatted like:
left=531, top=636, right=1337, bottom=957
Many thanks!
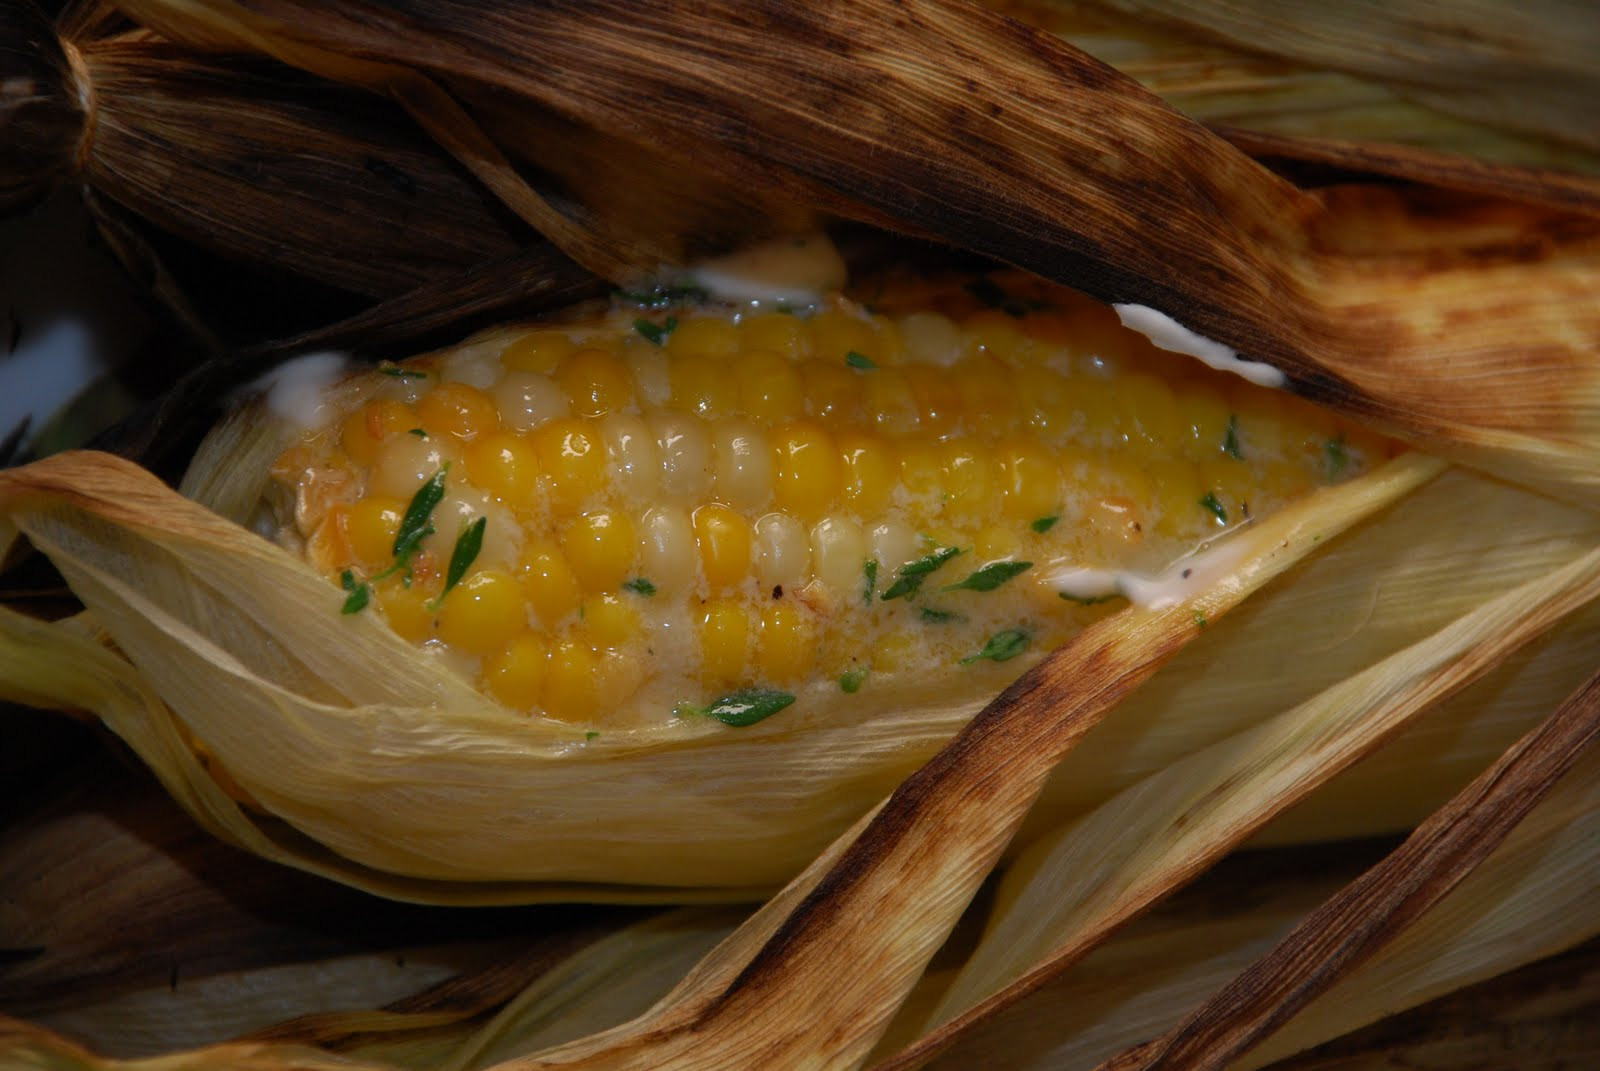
left=1116, top=373, right=1183, bottom=447
left=463, top=431, right=540, bottom=505
left=861, top=367, right=921, bottom=436
left=669, top=353, right=739, bottom=419
left=940, top=441, right=994, bottom=517
left=593, top=649, right=646, bottom=711
left=771, top=421, right=840, bottom=520
left=601, top=412, right=659, bottom=503
left=543, top=637, right=601, bottom=722
left=899, top=310, right=962, bottom=366
left=742, top=311, right=808, bottom=357
left=347, top=496, right=405, bottom=570
left=371, top=432, right=458, bottom=499
left=757, top=601, right=812, bottom=681
left=417, top=382, right=499, bottom=441
left=437, top=569, right=526, bottom=655
left=622, top=338, right=671, bottom=407
left=811, top=515, right=867, bottom=597
left=374, top=576, right=435, bottom=644
left=1016, top=365, right=1074, bottom=436
left=699, top=599, right=750, bottom=683
left=995, top=436, right=1061, bottom=522
left=1071, top=374, right=1121, bottom=445
left=520, top=539, right=582, bottom=625
left=903, top=364, right=961, bottom=436
left=502, top=330, right=577, bottom=374
left=798, top=359, right=861, bottom=426
left=736, top=350, right=804, bottom=424
left=836, top=432, right=896, bottom=518
left=531, top=418, right=606, bottom=513
left=648, top=411, right=713, bottom=500
left=953, top=357, right=1019, bottom=431
left=711, top=419, right=773, bottom=512
left=752, top=511, right=810, bottom=592
left=807, top=309, right=878, bottom=364
left=556, top=347, right=633, bottom=419
left=694, top=504, right=753, bottom=591
left=564, top=510, right=637, bottom=592
left=897, top=438, right=944, bottom=502
left=484, top=632, right=549, bottom=710
left=583, top=593, right=640, bottom=649
left=962, top=309, right=1026, bottom=361
left=492, top=371, right=570, bottom=433
left=975, top=524, right=1023, bottom=561
left=639, top=506, right=696, bottom=594
left=667, top=316, right=740, bottom=359
left=340, top=399, right=416, bottom=467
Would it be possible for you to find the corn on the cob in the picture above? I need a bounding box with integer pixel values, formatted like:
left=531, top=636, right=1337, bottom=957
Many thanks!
left=266, top=273, right=1390, bottom=726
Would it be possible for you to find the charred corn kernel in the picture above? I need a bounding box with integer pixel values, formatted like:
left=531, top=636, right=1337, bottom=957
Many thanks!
left=699, top=599, right=750, bottom=683
left=753, top=512, right=810, bottom=592
left=347, top=497, right=405, bottom=569
left=341, top=399, right=415, bottom=466
left=669, top=353, right=738, bottom=418
left=900, top=310, right=962, bottom=366
left=277, top=273, right=1386, bottom=727
left=600, top=413, right=659, bottom=503
left=667, top=316, right=740, bottom=358
left=583, top=593, right=640, bottom=649
left=861, top=368, right=920, bottom=436
left=771, top=421, right=840, bottom=520
left=650, top=411, right=713, bottom=500
left=808, top=309, right=878, bottom=363
left=837, top=433, right=896, bottom=517
left=694, top=504, right=752, bottom=591
left=521, top=540, right=582, bottom=625
left=639, top=506, right=696, bottom=593
left=736, top=350, right=804, bottom=424
left=371, top=432, right=458, bottom=499
left=742, top=311, right=807, bottom=357
left=485, top=633, right=548, bottom=710
left=811, top=515, right=867, bottom=596
left=996, top=436, right=1060, bottom=522
left=502, top=330, right=576, bottom=374
left=798, top=360, right=861, bottom=426
left=494, top=371, right=570, bottom=433
left=564, top=511, right=636, bottom=592
left=711, top=419, right=773, bottom=511
left=417, top=382, right=499, bottom=441
left=532, top=419, right=606, bottom=513
left=556, top=347, right=633, bottom=419
left=543, top=638, right=601, bottom=722
left=437, top=569, right=526, bottom=655
left=757, top=601, right=812, bottom=681
left=464, top=431, right=540, bottom=505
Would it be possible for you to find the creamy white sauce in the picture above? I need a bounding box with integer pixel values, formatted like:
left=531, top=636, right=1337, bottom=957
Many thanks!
left=688, top=234, right=848, bottom=308
left=1112, top=304, right=1286, bottom=389
left=253, top=352, right=349, bottom=428
left=1044, top=533, right=1253, bottom=611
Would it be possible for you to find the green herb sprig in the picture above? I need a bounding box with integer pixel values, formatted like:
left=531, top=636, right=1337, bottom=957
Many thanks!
left=880, top=545, right=962, bottom=601
left=943, top=560, right=1032, bottom=593
left=961, top=629, right=1031, bottom=664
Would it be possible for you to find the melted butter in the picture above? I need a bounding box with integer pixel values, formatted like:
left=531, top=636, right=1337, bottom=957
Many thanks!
left=688, top=234, right=848, bottom=308
left=1043, top=532, right=1254, bottom=611
left=1112, top=304, right=1286, bottom=389
left=253, top=352, right=350, bottom=429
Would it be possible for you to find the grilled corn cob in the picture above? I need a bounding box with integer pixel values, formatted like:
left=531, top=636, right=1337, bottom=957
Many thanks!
left=265, top=272, right=1390, bottom=727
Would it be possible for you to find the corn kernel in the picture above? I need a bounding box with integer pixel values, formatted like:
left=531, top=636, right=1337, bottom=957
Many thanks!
left=975, top=524, right=1023, bottom=561
left=520, top=539, right=582, bottom=625
left=564, top=510, right=637, bottom=592
left=903, top=364, right=961, bottom=436
left=556, top=347, right=633, bottom=419
left=752, top=511, right=810, bottom=592
left=531, top=418, right=606, bottom=513
left=484, top=633, right=548, bottom=710
left=622, top=338, right=671, bottom=407
left=1116, top=373, right=1183, bottom=447
left=808, top=309, right=878, bottom=364
left=417, top=382, right=499, bottom=441
left=347, top=496, right=405, bottom=569
left=694, top=504, right=752, bottom=592
left=492, top=371, right=570, bottom=433
left=1089, top=496, right=1144, bottom=551
left=995, top=436, right=1061, bottom=522
left=897, top=439, right=944, bottom=503
left=870, top=521, right=921, bottom=573
left=860, top=367, right=920, bottom=436
left=711, top=419, right=773, bottom=512
left=669, top=353, right=739, bottom=418
left=583, top=593, right=640, bottom=649
left=667, top=316, right=740, bottom=359
left=836, top=433, right=896, bottom=518
left=1016, top=366, right=1074, bottom=436
left=649, top=411, right=713, bottom=500
left=742, top=311, right=807, bottom=357
left=811, top=515, right=868, bottom=597
left=899, top=310, right=962, bottom=366
left=940, top=442, right=994, bottom=517
left=757, top=601, right=812, bottom=681
left=699, top=599, right=750, bottom=683
left=463, top=431, right=540, bottom=505
left=374, top=576, right=435, bottom=644
left=1180, top=386, right=1232, bottom=460
left=437, top=569, right=526, bottom=655
left=798, top=360, right=862, bottom=426
left=502, top=330, right=576, bottom=374
left=962, top=309, right=1026, bottom=361
left=601, top=413, right=659, bottom=504
left=736, top=350, right=804, bottom=424
left=543, top=638, right=600, bottom=722
left=639, top=506, right=696, bottom=594
left=371, top=433, right=458, bottom=499
left=771, top=421, right=840, bottom=520
left=340, top=400, right=415, bottom=467
left=953, top=357, right=1018, bottom=432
